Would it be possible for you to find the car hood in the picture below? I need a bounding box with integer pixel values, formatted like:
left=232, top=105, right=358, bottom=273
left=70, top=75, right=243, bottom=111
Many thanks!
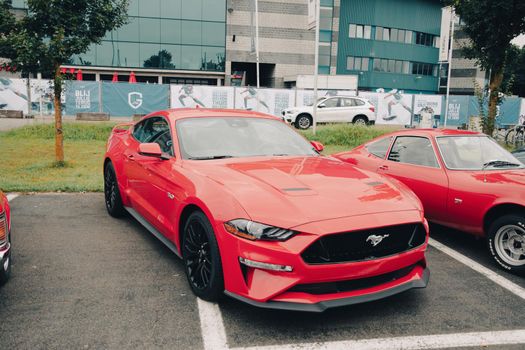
left=189, top=156, right=421, bottom=229
left=481, top=168, right=525, bottom=186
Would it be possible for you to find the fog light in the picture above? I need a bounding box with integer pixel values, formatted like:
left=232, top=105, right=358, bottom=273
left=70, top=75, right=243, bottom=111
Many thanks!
left=239, top=257, right=293, bottom=272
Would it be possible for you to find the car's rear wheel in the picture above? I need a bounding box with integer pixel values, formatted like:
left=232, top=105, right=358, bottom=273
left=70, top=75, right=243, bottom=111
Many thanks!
left=295, top=114, right=312, bottom=129
left=487, top=214, right=525, bottom=274
left=104, top=162, right=125, bottom=218
left=352, top=116, right=368, bottom=126
left=0, top=233, right=11, bottom=286
left=182, top=211, right=224, bottom=301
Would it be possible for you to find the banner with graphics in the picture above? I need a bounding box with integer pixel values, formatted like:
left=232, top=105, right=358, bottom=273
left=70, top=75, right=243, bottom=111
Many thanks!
left=64, top=81, right=100, bottom=115
left=0, top=78, right=29, bottom=113
left=234, top=87, right=295, bottom=117
left=170, top=85, right=234, bottom=109
left=101, top=82, right=169, bottom=116
left=374, top=89, right=414, bottom=125
left=414, top=94, right=442, bottom=126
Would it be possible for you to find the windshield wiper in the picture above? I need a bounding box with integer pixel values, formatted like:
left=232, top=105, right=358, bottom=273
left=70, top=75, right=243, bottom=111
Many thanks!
left=482, top=160, right=521, bottom=170
left=188, top=155, right=234, bottom=160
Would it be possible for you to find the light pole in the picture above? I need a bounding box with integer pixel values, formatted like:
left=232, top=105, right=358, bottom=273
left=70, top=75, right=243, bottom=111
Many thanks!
left=444, top=9, right=455, bottom=128
left=255, top=0, right=260, bottom=89
left=312, top=0, right=320, bottom=135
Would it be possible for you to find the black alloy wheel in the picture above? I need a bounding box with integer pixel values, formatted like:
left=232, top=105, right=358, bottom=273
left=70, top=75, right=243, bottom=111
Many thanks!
left=182, top=211, right=224, bottom=301
left=104, top=162, right=125, bottom=217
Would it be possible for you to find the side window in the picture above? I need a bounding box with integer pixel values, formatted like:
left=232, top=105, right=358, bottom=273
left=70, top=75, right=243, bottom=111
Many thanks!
left=366, top=137, right=392, bottom=159
left=323, top=98, right=339, bottom=108
left=353, top=98, right=365, bottom=106
left=342, top=98, right=355, bottom=107
left=388, top=136, right=439, bottom=167
left=133, top=117, right=174, bottom=156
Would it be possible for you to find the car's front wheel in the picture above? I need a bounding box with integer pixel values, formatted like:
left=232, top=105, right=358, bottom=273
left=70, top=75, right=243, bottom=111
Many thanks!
left=294, top=114, right=312, bottom=129
left=182, top=211, right=224, bottom=301
left=352, top=116, right=368, bottom=126
left=487, top=214, right=525, bottom=274
left=104, top=162, right=125, bottom=218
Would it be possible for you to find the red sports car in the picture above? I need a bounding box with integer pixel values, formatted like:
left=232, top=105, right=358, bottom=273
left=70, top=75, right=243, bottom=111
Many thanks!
left=334, top=129, right=525, bottom=274
left=0, top=191, right=12, bottom=285
left=104, top=109, right=429, bottom=312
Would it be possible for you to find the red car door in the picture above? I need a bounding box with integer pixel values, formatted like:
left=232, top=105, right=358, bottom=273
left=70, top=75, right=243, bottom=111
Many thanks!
left=378, top=135, right=449, bottom=223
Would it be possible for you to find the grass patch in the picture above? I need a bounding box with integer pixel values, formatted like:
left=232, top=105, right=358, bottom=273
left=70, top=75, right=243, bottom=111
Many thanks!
left=0, top=122, right=391, bottom=192
left=300, top=124, right=395, bottom=149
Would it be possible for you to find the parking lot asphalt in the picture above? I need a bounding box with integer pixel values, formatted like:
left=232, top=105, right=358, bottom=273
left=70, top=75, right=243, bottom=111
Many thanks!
left=1, top=193, right=524, bottom=350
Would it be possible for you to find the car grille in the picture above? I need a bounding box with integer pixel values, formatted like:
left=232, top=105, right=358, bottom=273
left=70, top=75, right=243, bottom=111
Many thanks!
left=0, top=212, right=6, bottom=245
left=301, top=223, right=426, bottom=264
left=289, top=264, right=417, bottom=295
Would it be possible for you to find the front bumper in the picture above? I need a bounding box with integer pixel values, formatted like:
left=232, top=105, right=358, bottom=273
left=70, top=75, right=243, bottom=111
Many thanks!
left=226, top=266, right=429, bottom=312
left=217, top=212, right=429, bottom=312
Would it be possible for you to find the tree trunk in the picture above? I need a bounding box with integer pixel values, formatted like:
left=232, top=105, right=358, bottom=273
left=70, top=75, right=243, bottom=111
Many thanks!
left=53, top=66, right=64, bottom=164
left=487, top=66, right=504, bottom=136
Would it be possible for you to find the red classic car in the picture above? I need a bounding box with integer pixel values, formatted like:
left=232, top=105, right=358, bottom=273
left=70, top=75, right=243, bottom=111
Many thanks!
left=334, top=129, right=525, bottom=274
left=103, top=108, right=429, bottom=312
left=0, top=191, right=12, bottom=285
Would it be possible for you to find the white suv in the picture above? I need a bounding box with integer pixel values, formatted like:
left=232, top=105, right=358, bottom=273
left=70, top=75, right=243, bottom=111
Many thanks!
left=282, top=96, right=376, bottom=129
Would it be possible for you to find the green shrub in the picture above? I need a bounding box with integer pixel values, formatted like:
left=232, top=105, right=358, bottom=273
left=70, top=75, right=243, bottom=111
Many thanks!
left=2, top=122, right=117, bottom=141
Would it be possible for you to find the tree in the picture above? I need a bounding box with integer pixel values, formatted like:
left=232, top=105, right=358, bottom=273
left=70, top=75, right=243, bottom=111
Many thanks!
left=143, top=49, right=175, bottom=69
left=444, top=1, right=525, bottom=134
left=0, top=0, right=128, bottom=164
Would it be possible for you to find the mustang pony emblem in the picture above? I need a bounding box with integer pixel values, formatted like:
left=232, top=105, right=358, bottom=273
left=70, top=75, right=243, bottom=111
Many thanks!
left=366, top=234, right=390, bottom=247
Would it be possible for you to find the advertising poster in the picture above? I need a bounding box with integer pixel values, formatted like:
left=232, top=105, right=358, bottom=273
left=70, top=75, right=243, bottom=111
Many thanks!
left=102, top=82, right=169, bottom=116
left=170, top=85, right=234, bottom=109
left=234, top=87, right=295, bottom=117
left=414, top=94, right=442, bottom=126
left=445, top=95, right=470, bottom=126
left=31, top=79, right=56, bottom=115
left=375, top=89, right=413, bottom=125
left=0, top=78, right=29, bottom=113
left=64, top=81, right=100, bottom=115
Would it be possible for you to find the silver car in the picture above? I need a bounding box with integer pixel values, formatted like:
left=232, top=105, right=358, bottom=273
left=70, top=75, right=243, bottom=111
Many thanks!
left=282, top=96, right=377, bottom=129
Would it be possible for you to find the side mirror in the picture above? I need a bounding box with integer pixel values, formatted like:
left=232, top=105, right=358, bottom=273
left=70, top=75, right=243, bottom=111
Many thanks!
left=138, top=143, right=164, bottom=158
left=318, top=103, right=326, bottom=108
left=311, top=141, right=324, bottom=152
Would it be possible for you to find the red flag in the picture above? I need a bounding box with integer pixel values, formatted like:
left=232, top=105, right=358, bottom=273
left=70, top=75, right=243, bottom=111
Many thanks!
left=129, top=71, right=137, bottom=84
left=76, top=69, right=83, bottom=81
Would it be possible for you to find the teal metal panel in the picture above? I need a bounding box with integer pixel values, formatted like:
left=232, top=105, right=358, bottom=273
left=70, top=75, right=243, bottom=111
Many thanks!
left=338, top=0, right=442, bottom=93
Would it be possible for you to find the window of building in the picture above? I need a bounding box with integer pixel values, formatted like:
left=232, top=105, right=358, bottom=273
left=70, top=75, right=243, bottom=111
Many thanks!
left=405, top=30, right=412, bottom=43
left=412, top=62, right=438, bottom=76
left=375, top=26, right=383, bottom=40
left=349, top=24, right=371, bottom=39
left=415, top=32, right=435, bottom=46
left=347, top=56, right=369, bottom=71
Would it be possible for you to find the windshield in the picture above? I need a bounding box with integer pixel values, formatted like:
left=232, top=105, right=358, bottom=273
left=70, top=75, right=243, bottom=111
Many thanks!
left=176, top=117, right=319, bottom=160
left=436, top=136, right=523, bottom=170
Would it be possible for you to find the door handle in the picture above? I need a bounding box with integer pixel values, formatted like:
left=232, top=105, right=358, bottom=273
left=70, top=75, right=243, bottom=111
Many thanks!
left=127, top=154, right=135, bottom=161
left=378, top=165, right=389, bottom=171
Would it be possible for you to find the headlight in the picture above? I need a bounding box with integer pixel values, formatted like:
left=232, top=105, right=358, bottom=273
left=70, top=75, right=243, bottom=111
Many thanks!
left=224, top=219, right=296, bottom=241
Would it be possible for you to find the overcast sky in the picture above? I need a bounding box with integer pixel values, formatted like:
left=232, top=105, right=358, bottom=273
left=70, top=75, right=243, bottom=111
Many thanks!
left=512, top=34, right=525, bottom=47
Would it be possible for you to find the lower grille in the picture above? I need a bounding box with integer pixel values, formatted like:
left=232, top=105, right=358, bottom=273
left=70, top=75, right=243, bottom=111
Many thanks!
left=301, top=223, right=426, bottom=264
left=289, top=264, right=417, bottom=295
left=0, top=212, right=6, bottom=244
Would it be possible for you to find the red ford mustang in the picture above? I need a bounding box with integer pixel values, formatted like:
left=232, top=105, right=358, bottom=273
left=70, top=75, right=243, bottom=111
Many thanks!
left=104, top=109, right=430, bottom=312
left=0, top=191, right=12, bottom=285
left=334, top=129, right=525, bottom=274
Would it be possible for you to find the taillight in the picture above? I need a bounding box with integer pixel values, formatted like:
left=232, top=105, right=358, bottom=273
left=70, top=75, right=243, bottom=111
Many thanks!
left=369, top=106, right=375, bottom=113
left=0, top=212, right=6, bottom=245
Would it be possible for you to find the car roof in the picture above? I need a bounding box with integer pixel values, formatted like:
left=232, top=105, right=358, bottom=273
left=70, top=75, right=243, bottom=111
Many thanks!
left=148, top=108, right=281, bottom=122
left=383, top=128, right=483, bottom=139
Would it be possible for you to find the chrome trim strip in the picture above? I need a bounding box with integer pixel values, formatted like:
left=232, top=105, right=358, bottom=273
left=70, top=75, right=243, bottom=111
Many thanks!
left=124, top=207, right=182, bottom=259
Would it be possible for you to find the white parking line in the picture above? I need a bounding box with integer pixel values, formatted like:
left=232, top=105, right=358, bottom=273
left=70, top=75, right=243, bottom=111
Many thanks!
left=233, top=330, right=525, bottom=350
left=6, top=193, right=19, bottom=202
left=429, top=238, right=525, bottom=300
left=198, top=298, right=229, bottom=350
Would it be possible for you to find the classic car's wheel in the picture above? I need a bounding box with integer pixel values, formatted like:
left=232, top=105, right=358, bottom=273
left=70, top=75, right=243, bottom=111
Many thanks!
left=295, top=114, right=312, bottom=129
left=352, top=116, right=368, bottom=126
left=104, top=162, right=125, bottom=218
left=182, top=211, right=224, bottom=301
left=0, top=232, right=11, bottom=286
left=487, top=214, right=525, bottom=274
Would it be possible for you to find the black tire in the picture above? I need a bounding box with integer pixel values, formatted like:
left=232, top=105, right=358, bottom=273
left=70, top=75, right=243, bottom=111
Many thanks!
left=294, top=114, right=312, bottom=129
left=0, top=232, right=11, bottom=286
left=352, top=116, right=368, bottom=126
left=182, top=211, right=224, bottom=301
left=487, top=214, right=525, bottom=275
left=104, top=162, right=125, bottom=218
